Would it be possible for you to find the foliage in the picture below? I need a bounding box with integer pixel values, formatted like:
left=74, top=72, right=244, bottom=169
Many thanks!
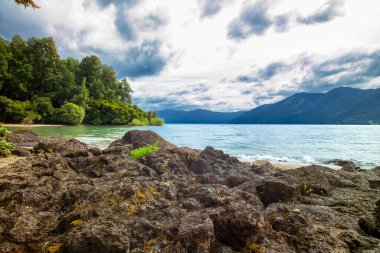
left=85, top=100, right=151, bottom=125
left=0, top=139, right=15, bottom=157
left=21, top=116, right=34, bottom=125
left=0, top=125, right=8, bottom=137
left=149, top=117, right=165, bottom=126
left=54, top=103, right=85, bottom=125
left=0, top=96, right=39, bottom=123
left=15, top=0, right=39, bottom=9
left=302, top=185, right=313, bottom=196
left=129, top=118, right=148, bottom=126
left=0, top=35, right=162, bottom=125
left=130, top=141, right=160, bottom=160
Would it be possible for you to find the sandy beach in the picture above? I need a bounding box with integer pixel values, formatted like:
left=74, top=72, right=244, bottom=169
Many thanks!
left=2, top=124, right=63, bottom=127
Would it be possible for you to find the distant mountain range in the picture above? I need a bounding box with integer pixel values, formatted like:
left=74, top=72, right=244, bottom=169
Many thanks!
left=232, top=87, right=380, bottom=124
left=158, top=87, right=380, bottom=124
left=157, top=109, right=244, bottom=124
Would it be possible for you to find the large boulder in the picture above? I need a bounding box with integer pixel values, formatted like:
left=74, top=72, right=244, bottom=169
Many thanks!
left=7, top=130, right=40, bottom=147
left=121, top=130, right=177, bottom=150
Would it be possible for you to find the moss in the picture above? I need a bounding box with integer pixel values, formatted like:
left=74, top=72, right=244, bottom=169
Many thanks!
left=70, top=219, right=84, bottom=226
left=243, top=241, right=265, bottom=253
left=47, top=243, right=62, bottom=253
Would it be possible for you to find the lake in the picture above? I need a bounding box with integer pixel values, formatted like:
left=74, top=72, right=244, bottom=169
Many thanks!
left=7, top=124, right=380, bottom=169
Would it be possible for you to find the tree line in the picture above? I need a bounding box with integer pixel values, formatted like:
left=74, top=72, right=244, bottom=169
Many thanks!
left=0, top=35, right=163, bottom=125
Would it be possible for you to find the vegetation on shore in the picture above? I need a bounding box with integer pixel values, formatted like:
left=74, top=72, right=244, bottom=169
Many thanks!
left=0, top=125, right=15, bottom=157
left=0, top=35, right=164, bottom=126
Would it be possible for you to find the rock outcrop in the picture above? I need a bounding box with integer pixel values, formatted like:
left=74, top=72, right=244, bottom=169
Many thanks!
left=0, top=130, right=379, bottom=252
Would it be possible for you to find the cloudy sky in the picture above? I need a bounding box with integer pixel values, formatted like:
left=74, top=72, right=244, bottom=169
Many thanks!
left=1, top=0, right=380, bottom=111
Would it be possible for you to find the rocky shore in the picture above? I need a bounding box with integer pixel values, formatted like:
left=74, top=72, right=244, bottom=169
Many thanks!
left=0, top=130, right=379, bottom=253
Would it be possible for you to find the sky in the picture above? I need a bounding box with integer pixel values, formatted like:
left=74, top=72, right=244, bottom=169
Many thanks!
left=1, top=0, right=380, bottom=112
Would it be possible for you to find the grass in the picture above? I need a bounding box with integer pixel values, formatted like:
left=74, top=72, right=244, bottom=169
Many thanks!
left=130, top=141, right=160, bottom=160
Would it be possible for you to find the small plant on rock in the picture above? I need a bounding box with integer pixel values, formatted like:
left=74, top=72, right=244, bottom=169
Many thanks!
left=130, top=141, right=160, bottom=160
left=0, top=125, right=8, bottom=137
left=302, top=184, right=314, bottom=196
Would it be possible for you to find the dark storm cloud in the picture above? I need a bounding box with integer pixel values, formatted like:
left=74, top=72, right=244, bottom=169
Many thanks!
left=115, top=40, right=167, bottom=78
left=236, top=62, right=288, bottom=83
left=228, top=0, right=345, bottom=41
left=228, top=0, right=273, bottom=39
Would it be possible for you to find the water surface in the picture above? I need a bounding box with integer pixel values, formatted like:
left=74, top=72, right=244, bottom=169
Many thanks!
left=7, top=124, right=380, bottom=169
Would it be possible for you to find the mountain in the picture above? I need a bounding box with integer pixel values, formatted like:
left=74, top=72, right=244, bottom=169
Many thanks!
left=157, top=109, right=245, bottom=124
left=231, top=87, right=380, bottom=124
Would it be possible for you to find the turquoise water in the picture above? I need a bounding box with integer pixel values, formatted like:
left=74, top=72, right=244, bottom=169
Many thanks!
left=7, top=124, right=380, bottom=169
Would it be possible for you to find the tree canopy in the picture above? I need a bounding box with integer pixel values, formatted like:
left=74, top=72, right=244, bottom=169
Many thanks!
left=0, top=35, right=163, bottom=126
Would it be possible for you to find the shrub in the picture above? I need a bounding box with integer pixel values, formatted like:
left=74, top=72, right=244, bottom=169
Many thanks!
left=129, top=118, right=148, bottom=126
left=149, top=117, right=164, bottom=126
left=0, top=139, right=15, bottom=157
left=130, top=141, right=160, bottom=160
left=0, top=96, right=38, bottom=123
left=55, top=103, right=85, bottom=125
left=0, top=125, right=8, bottom=137
left=21, top=116, right=34, bottom=125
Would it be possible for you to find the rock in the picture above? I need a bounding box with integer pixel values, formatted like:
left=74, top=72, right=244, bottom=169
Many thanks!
left=34, top=138, right=89, bottom=155
left=177, top=213, right=214, bottom=251
left=0, top=130, right=379, bottom=252
left=371, top=166, right=380, bottom=175
left=121, top=130, right=177, bottom=149
left=325, top=159, right=359, bottom=171
left=12, top=147, right=31, bottom=157
left=256, top=178, right=301, bottom=206
left=251, top=160, right=275, bottom=174
left=62, top=220, right=130, bottom=253
left=7, top=130, right=40, bottom=147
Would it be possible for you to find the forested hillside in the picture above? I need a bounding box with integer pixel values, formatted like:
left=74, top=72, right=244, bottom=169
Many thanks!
left=231, top=87, right=380, bottom=124
left=0, top=35, right=163, bottom=125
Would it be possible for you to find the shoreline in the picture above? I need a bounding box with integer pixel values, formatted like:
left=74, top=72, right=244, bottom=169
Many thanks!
left=240, top=159, right=341, bottom=170
left=3, top=123, right=64, bottom=127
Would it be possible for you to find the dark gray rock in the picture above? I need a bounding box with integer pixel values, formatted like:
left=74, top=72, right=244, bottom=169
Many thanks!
left=0, top=130, right=379, bottom=253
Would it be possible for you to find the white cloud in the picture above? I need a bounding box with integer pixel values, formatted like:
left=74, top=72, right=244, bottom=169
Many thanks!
left=1, top=0, right=380, bottom=111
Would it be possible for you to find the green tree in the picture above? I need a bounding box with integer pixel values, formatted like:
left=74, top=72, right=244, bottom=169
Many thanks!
left=118, top=78, right=133, bottom=104
left=27, top=36, right=60, bottom=96
left=32, top=96, right=54, bottom=123
left=3, top=35, right=33, bottom=100
left=71, top=78, right=89, bottom=107
left=0, top=39, right=11, bottom=92
left=55, top=103, right=85, bottom=125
